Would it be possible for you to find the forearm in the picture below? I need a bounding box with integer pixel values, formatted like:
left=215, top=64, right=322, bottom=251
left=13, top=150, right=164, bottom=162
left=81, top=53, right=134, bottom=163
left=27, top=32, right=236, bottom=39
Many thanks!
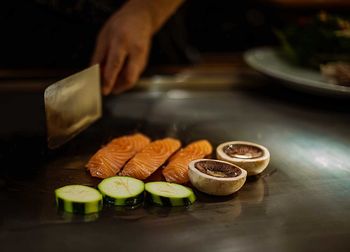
left=121, top=0, right=185, bottom=34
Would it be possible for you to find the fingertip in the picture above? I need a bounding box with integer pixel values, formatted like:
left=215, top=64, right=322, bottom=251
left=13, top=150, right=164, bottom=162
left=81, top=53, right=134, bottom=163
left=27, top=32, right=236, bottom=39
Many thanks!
left=126, top=68, right=138, bottom=86
left=102, top=87, right=109, bottom=96
left=102, top=81, right=113, bottom=96
left=102, top=74, right=113, bottom=95
left=124, top=66, right=139, bottom=90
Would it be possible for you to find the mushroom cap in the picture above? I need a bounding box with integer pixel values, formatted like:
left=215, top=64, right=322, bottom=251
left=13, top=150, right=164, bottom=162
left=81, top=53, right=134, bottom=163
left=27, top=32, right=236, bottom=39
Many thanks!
left=189, top=159, right=247, bottom=196
left=216, top=141, right=270, bottom=176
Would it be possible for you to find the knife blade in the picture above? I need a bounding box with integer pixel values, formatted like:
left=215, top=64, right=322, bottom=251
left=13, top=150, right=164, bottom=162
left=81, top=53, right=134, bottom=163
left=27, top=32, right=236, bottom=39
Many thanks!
left=44, top=65, right=102, bottom=149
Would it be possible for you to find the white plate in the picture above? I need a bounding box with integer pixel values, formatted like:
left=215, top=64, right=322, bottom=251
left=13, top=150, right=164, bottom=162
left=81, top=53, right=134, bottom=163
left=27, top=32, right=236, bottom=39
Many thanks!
left=244, top=47, right=350, bottom=97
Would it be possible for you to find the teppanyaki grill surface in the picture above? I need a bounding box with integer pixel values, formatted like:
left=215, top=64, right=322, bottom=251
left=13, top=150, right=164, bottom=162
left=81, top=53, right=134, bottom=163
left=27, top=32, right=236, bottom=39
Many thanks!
left=1, top=90, right=350, bottom=252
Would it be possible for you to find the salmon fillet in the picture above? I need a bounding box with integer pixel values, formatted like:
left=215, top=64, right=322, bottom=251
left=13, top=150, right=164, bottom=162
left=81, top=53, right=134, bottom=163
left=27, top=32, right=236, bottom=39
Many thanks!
left=86, top=133, right=151, bottom=178
left=163, top=140, right=213, bottom=184
left=120, top=138, right=181, bottom=180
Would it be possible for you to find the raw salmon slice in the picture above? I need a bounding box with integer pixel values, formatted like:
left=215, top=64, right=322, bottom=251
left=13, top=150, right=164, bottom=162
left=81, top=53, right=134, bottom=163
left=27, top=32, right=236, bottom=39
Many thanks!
left=120, top=138, right=181, bottom=180
left=163, top=140, right=212, bottom=184
left=86, top=133, right=151, bottom=178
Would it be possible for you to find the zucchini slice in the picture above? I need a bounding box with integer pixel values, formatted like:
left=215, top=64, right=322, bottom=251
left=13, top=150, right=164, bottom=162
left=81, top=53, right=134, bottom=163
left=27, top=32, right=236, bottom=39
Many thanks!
left=98, top=176, right=144, bottom=206
left=145, top=182, right=196, bottom=207
left=55, top=185, right=103, bottom=214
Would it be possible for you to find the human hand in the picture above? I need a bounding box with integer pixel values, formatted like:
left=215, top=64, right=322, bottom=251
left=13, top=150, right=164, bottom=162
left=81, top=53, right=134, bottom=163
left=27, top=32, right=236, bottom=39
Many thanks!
left=91, top=0, right=184, bottom=95
left=91, top=4, right=152, bottom=95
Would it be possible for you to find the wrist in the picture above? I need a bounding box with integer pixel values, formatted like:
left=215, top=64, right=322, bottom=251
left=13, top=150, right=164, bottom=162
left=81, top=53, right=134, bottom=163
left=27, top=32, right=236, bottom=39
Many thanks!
left=123, top=0, right=184, bottom=34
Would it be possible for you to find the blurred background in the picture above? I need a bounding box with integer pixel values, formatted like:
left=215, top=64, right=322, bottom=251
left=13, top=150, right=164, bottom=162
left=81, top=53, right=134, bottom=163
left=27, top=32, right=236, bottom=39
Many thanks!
left=1, top=0, right=349, bottom=68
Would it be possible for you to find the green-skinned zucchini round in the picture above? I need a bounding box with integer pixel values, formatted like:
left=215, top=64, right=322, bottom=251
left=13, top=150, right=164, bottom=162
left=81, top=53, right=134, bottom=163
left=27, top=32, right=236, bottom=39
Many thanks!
left=55, top=185, right=103, bottom=214
left=98, top=176, right=144, bottom=206
left=145, top=182, right=196, bottom=207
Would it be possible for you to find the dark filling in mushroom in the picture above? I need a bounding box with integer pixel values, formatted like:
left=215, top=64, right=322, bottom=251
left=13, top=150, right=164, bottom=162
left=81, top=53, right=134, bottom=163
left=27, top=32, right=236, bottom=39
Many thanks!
left=194, top=160, right=241, bottom=178
left=223, top=144, right=263, bottom=159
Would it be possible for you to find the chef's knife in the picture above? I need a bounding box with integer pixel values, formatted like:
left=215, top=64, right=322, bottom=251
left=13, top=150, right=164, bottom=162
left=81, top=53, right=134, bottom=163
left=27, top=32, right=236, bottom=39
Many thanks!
left=44, top=65, right=102, bottom=149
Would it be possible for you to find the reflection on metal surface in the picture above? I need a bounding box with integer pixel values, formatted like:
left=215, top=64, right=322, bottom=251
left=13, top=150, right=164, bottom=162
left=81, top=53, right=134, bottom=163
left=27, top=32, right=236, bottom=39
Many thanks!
left=190, top=200, right=242, bottom=222
left=59, top=212, right=100, bottom=223
left=136, top=72, right=239, bottom=92
left=44, top=65, right=102, bottom=149
left=145, top=204, right=193, bottom=218
left=108, top=206, right=147, bottom=221
left=238, top=177, right=266, bottom=204
left=166, top=90, right=192, bottom=99
left=274, top=130, right=350, bottom=174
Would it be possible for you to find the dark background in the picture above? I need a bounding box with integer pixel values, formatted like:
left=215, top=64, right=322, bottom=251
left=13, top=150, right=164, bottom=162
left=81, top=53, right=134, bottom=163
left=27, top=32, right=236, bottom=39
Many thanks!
left=0, top=0, right=348, bottom=67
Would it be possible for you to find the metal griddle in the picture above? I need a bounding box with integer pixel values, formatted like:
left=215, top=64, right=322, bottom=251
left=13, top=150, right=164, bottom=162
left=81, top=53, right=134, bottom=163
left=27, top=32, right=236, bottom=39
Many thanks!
left=1, top=72, right=350, bottom=252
